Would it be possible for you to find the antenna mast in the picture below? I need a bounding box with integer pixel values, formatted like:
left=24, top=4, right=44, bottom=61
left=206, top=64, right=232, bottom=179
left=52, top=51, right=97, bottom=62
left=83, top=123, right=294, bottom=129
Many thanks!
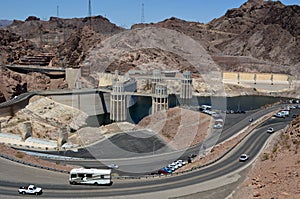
left=141, top=3, right=145, bottom=23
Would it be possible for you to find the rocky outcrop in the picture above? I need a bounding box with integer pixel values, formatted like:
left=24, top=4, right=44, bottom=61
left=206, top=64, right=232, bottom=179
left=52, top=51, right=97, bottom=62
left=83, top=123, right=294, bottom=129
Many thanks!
left=52, top=26, right=104, bottom=68
left=0, top=67, right=66, bottom=101
left=0, top=29, right=37, bottom=64
left=208, top=0, right=300, bottom=66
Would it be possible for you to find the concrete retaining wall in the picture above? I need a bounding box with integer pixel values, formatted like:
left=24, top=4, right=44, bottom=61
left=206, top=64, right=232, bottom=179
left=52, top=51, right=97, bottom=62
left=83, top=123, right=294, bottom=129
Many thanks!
left=239, top=73, right=255, bottom=81
left=223, top=72, right=238, bottom=81
left=66, top=68, right=81, bottom=89
left=223, top=72, right=289, bottom=84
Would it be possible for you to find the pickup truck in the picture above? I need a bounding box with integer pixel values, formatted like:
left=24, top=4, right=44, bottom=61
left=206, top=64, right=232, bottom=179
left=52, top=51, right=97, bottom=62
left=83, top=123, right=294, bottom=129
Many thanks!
left=18, top=184, right=43, bottom=195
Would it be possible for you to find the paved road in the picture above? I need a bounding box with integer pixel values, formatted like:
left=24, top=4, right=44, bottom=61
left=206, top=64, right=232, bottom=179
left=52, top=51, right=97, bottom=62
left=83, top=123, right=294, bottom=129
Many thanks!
left=17, top=105, right=295, bottom=176
left=0, top=108, right=297, bottom=198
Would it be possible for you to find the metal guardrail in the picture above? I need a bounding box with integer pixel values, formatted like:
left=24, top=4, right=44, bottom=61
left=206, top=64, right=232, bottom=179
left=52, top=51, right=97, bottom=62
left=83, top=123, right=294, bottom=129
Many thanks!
left=0, top=153, right=69, bottom=174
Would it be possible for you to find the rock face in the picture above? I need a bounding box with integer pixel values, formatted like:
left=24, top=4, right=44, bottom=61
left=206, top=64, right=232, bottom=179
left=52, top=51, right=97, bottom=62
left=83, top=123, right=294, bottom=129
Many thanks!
left=0, top=29, right=37, bottom=65
left=0, top=67, right=67, bottom=102
left=209, top=0, right=300, bottom=67
left=132, top=0, right=300, bottom=73
left=52, top=26, right=104, bottom=68
left=1, top=96, right=88, bottom=142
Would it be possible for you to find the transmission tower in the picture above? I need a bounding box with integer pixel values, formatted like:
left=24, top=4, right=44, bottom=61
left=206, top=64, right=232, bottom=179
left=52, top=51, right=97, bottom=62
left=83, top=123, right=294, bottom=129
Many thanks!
left=88, top=0, right=92, bottom=27
left=57, top=5, right=59, bottom=17
left=141, top=3, right=145, bottom=23
left=88, top=0, right=92, bottom=17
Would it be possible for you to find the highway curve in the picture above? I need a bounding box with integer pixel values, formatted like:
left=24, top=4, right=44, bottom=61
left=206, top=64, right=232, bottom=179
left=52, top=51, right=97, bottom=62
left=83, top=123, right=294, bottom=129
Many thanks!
left=0, top=116, right=292, bottom=198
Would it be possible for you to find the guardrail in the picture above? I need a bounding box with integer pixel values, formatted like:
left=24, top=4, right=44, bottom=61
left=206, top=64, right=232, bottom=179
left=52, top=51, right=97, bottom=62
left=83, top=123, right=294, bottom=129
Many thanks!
left=0, top=153, right=69, bottom=174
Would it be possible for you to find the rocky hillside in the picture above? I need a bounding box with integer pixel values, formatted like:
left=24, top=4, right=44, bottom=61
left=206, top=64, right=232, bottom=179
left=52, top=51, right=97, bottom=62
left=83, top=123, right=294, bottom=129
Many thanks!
left=233, top=115, right=300, bottom=198
left=131, top=0, right=300, bottom=75
left=5, top=15, right=124, bottom=67
left=209, top=0, right=300, bottom=67
left=0, top=29, right=38, bottom=64
left=0, top=0, right=299, bottom=101
left=0, top=67, right=67, bottom=103
left=0, top=15, right=123, bottom=100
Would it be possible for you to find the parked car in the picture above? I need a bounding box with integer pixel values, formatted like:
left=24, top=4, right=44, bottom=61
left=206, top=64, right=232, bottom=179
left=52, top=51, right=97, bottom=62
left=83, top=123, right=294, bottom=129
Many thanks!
left=158, top=167, right=173, bottom=174
left=189, top=154, right=197, bottom=159
left=18, top=185, right=43, bottom=195
left=239, top=154, right=249, bottom=162
left=176, top=160, right=186, bottom=166
left=267, top=127, right=274, bottom=133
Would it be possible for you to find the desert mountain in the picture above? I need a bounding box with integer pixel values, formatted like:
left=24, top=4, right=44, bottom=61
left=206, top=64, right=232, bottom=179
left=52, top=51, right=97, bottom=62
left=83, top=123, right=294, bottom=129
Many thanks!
left=131, top=0, right=299, bottom=75
left=0, top=20, right=12, bottom=28
left=5, top=15, right=124, bottom=67
left=209, top=0, right=300, bottom=67
left=0, top=0, right=299, bottom=102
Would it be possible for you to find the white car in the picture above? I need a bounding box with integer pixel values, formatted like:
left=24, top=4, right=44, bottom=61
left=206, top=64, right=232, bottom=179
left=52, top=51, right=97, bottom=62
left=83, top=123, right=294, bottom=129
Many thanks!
left=175, top=160, right=186, bottom=168
left=107, top=163, right=119, bottom=169
left=267, top=127, right=274, bottom=133
left=18, top=185, right=43, bottom=195
left=176, top=160, right=186, bottom=166
left=239, top=154, right=249, bottom=162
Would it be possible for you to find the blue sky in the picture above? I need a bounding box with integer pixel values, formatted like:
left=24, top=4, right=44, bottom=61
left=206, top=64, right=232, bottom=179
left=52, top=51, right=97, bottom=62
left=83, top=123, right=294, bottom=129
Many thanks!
left=0, top=0, right=299, bottom=28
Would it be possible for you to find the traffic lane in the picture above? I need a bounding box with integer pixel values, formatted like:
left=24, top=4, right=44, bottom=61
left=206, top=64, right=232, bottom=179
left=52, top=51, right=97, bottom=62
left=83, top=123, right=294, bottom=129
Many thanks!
left=0, top=157, right=68, bottom=185
left=260, top=108, right=300, bottom=128
left=218, top=105, right=281, bottom=143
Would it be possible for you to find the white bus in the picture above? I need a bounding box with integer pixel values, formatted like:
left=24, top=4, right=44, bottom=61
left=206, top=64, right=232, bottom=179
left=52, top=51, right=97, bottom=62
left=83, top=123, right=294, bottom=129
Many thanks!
left=69, top=168, right=112, bottom=185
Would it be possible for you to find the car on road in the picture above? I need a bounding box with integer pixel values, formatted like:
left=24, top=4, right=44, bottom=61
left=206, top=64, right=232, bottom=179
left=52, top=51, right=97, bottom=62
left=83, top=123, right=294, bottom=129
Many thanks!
left=239, top=154, right=249, bottom=162
left=267, top=127, right=274, bottom=133
left=158, top=167, right=173, bottom=174
left=18, top=185, right=43, bottom=195
left=107, top=163, right=119, bottom=169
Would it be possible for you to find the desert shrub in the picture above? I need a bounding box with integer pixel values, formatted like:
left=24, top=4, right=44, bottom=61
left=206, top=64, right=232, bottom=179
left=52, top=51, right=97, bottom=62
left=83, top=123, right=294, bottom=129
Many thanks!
left=261, top=153, right=270, bottom=161
left=15, top=152, right=24, bottom=159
